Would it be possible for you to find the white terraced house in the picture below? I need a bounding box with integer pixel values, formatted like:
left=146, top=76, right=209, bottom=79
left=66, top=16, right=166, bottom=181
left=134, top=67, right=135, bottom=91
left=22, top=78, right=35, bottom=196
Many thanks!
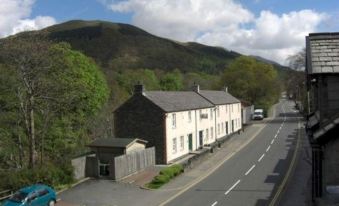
left=114, top=84, right=242, bottom=164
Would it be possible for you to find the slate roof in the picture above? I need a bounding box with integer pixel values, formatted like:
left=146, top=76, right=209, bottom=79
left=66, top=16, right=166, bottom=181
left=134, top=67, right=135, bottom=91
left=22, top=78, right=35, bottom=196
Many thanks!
left=88, top=138, right=147, bottom=148
left=198, top=90, right=240, bottom=105
left=144, top=91, right=214, bottom=112
left=307, top=32, right=339, bottom=74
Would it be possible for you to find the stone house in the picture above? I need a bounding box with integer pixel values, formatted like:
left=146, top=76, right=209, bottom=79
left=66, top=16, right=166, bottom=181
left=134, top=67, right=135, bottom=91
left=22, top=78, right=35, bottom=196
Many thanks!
left=114, top=84, right=242, bottom=164
left=305, top=32, right=339, bottom=203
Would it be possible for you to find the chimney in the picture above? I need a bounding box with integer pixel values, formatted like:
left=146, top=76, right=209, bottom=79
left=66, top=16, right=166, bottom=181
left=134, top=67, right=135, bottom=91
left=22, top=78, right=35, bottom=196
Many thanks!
left=224, top=86, right=228, bottom=93
left=134, top=84, right=145, bottom=95
left=192, top=83, right=200, bottom=93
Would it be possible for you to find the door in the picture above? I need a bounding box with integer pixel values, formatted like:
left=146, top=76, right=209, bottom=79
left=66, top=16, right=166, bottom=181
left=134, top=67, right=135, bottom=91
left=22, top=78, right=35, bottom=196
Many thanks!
left=231, top=120, right=234, bottom=133
left=188, top=134, right=193, bottom=151
left=99, top=162, right=110, bottom=177
left=226, top=121, right=228, bottom=135
left=199, top=130, right=203, bottom=147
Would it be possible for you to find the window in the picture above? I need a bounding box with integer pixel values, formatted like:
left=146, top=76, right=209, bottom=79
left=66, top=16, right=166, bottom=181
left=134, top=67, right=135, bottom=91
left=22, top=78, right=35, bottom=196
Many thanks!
left=38, top=189, right=49, bottom=197
left=218, top=124, right=220, bottom=135
left=210, top=108, right=213, bottom=120
left=232, top=104, right=234, bottom=112
left=221, top=122, right=224, bottom=133
left=172, top=113, right=176, bottom=128
left=172, top=138, right=177, bottom=154
left=226, top=105, right=228, bottom=113
left=211, top=127, right=213, bottom=139
left=206, top=128, right=209, bottom=140
left=188, top=111, right=192, bottom=122
left=180, top=136, right=184, bottom=151
left=199, top=110, right=202, bottom=120
left=217, top=106, right=220, bottom=117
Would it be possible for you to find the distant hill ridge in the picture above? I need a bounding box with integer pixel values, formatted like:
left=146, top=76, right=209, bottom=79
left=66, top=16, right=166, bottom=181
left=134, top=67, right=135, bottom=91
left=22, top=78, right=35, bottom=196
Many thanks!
left=6, top=20, right=288, bottom=74
left=43, top=20, right=242, bottom=73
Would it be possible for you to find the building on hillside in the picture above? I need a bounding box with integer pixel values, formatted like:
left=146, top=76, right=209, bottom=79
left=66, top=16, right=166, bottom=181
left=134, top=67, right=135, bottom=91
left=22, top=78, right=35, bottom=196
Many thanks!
left=305, top=32, right=339, bottom=203
left=114, top=84, right=242, bottom=164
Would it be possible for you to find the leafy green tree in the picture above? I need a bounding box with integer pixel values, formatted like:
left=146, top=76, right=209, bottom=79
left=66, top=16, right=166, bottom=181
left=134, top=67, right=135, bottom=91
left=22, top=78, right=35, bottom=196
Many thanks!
left=219, top=56, right=280, bottom=111
left=160, top=69, right=183, bottom=91
left=0, top=36, right=109, bottom=169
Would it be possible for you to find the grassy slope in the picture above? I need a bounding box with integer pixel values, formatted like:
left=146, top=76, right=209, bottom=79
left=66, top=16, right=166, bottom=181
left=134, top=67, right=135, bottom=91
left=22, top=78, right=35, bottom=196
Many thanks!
left=44, top=20, right=241, bottom=74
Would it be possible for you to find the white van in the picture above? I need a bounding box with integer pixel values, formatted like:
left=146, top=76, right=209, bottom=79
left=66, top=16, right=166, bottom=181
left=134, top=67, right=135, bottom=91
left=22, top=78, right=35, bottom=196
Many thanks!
left=252, top=109, right=264, bottom=120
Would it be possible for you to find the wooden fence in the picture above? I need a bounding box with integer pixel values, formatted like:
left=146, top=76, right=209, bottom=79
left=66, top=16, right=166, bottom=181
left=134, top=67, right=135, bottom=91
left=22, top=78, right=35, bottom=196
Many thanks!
left=111, top=147, right=155, bottom=180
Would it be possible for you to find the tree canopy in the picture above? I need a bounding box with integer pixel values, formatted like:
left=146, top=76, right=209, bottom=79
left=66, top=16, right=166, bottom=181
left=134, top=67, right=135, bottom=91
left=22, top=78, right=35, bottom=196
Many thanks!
left=219, top=56, right=281, bottom=111
left=0, top=37, right=109, bottom=172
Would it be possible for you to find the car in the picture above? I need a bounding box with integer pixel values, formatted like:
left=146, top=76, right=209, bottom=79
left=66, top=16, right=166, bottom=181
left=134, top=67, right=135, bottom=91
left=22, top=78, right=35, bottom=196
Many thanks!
left=3, top=184, right=56, bottom=206
left=252, top=109, right=264, bottom=120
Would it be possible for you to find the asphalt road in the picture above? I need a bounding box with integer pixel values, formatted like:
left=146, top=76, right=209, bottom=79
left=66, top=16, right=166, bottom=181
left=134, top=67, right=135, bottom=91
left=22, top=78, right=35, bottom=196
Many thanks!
left=164, top=99, right=302, bottom=206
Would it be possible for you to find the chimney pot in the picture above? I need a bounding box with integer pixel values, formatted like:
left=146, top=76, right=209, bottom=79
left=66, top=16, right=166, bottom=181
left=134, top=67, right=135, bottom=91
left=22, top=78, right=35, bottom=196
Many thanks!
left=134, top=84, right=145, bottom=95
left=192, top=84, right=200, bottom=93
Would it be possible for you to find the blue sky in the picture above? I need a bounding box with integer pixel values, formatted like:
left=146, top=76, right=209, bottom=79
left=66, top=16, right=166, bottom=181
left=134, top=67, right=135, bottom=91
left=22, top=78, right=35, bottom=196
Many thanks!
left=1, top=0, right=338, bottom=65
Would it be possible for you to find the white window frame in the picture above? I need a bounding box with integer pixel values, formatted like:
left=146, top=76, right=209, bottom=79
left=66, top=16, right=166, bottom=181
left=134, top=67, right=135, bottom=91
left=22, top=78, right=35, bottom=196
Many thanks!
left=211, top=127, right=213, bottom=139
left=172, top=138, right=177, bottom=154
left=188, top=111, right=192, bottom=123
left=172, top=113, right=176, bottom=128
left=180, top=136, right=184, bottom=151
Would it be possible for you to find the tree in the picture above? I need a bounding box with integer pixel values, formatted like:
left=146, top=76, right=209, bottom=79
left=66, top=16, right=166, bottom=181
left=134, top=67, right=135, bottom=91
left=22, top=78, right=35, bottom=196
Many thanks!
left=219, top=56, right=280, bottom=111
left=160, top=69, right=183, bottom=91
left=0, top=35, right=109, bottom=169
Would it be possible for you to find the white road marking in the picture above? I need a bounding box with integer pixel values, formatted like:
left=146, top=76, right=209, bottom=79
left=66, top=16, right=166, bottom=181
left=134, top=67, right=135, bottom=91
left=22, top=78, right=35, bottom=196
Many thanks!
left=274, top=134, right=278, bottom=139
left=245, top=164, right=256, bottom=176
left=225, top=180, right=241, bottom=195
left=258, top=154, right=265, bottom=162
left=211, top=201, right=218, bottom=206
left=266, top=145, right=271, bottom=152
left=271, top=139, right=274, bottom=144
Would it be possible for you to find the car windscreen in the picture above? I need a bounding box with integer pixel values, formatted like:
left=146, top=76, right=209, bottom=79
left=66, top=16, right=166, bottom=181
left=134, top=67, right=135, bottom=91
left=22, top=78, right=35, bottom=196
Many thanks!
left=254, top=112, right=262, bottom=115
left=8, top=191, right=28, bottom=202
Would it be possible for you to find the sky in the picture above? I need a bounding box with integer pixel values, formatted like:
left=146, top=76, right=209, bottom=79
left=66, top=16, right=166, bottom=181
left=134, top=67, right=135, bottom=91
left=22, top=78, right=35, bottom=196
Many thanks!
left=1, top=0, right=338, bottom=65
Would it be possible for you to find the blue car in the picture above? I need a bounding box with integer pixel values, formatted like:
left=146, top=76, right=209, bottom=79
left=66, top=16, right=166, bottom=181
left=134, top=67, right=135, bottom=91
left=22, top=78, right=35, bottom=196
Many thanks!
left=3, top=184, right=56, bottom=206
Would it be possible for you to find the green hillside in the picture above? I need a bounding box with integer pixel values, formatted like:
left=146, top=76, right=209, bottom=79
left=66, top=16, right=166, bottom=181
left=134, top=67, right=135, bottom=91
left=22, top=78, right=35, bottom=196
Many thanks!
left=43, top=20, right=240, bottom=73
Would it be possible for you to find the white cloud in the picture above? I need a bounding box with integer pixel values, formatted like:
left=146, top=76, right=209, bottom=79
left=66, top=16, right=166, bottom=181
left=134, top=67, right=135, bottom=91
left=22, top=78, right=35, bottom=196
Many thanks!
left=0, top=0, right=56, bottom=38
left=107, top=0, right=328, bottom=65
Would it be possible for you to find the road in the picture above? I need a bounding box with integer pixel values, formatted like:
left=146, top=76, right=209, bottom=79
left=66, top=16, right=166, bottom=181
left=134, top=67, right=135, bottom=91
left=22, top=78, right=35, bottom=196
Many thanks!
left=164, top=99, right=302, bottom=206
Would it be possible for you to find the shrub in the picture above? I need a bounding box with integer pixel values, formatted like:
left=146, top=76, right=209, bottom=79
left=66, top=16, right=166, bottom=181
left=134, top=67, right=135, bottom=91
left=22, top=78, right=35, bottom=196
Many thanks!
left=146, top=164, right=184, bottom=189
left=0, top=163, right=74, bottom=191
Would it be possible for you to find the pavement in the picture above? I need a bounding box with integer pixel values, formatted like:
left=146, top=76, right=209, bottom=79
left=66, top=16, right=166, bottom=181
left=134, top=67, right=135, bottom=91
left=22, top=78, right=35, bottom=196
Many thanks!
left=58, top=100, right=312, bottom=206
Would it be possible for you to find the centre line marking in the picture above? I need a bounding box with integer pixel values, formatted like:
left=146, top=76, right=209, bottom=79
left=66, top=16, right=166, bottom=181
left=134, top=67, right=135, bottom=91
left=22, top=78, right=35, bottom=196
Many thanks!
left=211, top=201, right=218, bottom=206
left=266, top=145, right=271, bottom=152
left=258, top=154, right=265, bottom=162
left=271, top=139, right=274, bottom=144
left=225, top=180, right=241, bottom=195
left=245, top=164, right=256, bottom=176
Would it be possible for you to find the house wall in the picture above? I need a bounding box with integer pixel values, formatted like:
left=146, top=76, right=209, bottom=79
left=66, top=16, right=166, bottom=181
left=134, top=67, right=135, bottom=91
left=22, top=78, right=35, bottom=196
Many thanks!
left=214, top=103, right=241, bottom=139
left=114, top=95, right=165, bottom=164
left=323, top=133, right=339, bottom=188
left=126, top=142, right=146, bottom=154
left=165, top=108, right=214, bottom=163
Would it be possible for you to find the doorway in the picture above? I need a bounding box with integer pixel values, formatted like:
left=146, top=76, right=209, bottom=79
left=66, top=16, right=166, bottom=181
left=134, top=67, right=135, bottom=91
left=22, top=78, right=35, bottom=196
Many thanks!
left=199, top=130, right=203, bottom=148
left=99, top=162, right=110, bottom=177
left=188, top=134, right=193, bottom=151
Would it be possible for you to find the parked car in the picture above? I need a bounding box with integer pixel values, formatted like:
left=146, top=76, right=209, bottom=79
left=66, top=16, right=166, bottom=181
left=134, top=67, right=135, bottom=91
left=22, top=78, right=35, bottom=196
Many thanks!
left=252, top=109, right=264, bottom=120
left=3, top=184, right=56, bottom=206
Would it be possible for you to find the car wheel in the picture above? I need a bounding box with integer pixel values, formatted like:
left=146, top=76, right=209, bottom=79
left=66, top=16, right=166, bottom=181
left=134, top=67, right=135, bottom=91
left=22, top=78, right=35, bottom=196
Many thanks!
left=48, top=199, right=56, bottom=206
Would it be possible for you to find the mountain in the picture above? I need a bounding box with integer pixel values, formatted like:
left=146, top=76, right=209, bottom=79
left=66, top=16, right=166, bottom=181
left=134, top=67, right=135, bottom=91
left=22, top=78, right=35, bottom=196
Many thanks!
left=38, top=20, right=240, bottom=74
left=3, top=20, right=289, bottom=75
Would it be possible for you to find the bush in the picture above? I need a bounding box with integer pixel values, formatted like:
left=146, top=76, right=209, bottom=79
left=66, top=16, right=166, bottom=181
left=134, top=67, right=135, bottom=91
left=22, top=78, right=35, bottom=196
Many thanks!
left=0, top=163, right=74, bottom=191
left=146, top=164, right=183, bottom=189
